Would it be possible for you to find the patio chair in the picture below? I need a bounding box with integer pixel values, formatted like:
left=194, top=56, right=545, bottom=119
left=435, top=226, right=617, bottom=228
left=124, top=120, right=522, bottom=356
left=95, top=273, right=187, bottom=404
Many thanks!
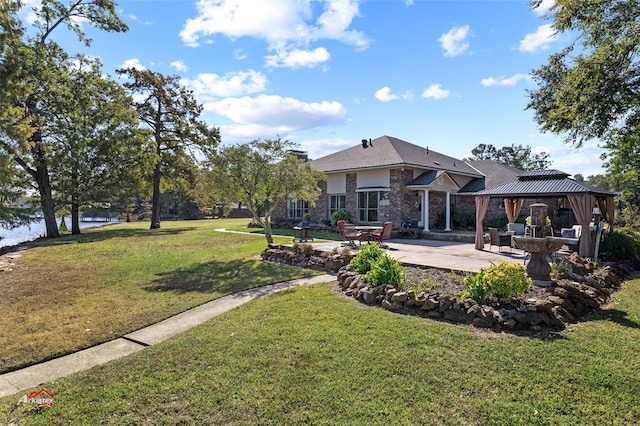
left=371, top=221, right=393, bottom=247
left=399, top=217, right=421, bottom=239
left=337, top=220, right=362, bottom=247
left=560, top=225, right=582, bottom=252
left=488, top=228, right=512, bottom=253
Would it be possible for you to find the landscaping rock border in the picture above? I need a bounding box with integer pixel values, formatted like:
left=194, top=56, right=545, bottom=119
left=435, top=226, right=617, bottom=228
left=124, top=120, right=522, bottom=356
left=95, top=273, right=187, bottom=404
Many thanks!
left=261, top=243, right=354, bottom=272
left=261, top=245, right=639, bottom=334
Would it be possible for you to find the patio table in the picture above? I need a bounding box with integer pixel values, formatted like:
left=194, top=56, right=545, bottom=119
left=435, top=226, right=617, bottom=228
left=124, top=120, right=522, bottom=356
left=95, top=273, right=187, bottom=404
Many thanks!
left=355, top=225, right=383, bottom=243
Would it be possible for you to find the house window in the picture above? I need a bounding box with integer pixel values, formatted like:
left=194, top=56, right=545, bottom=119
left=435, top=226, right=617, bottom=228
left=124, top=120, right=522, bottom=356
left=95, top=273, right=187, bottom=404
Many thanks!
left=286, top=199, right=308, bottom=219
left=328, top=194, right=346, bottom=217
left=358, top=191, right=389, bottom=222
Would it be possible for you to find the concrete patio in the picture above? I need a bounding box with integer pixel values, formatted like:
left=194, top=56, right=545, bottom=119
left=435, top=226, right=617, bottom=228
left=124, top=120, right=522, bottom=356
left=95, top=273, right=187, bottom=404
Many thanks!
left=310, top=237, right=568, bottom=273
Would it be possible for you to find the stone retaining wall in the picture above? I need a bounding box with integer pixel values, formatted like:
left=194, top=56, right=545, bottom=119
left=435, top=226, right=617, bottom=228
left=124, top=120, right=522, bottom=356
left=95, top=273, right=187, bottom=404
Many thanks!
left=336, top=253, right=633, bottom=333
left=261, top=245, right=637, bottom=334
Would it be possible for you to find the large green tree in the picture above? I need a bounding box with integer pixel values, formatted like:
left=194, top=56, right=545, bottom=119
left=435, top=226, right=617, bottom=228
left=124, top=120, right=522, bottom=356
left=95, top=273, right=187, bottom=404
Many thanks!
left=203, top=138, right=325, bottom=244
left=0, top=0, right=127, bottom=236
left=527, top=0, right=640, bottom=221
left=48, top=56, right=152, bottom=234
left=527, top=0, right=640, bottom=148
left=467, top=143, right=552, bottom=171
left=117, top=68, right=220, bottom=229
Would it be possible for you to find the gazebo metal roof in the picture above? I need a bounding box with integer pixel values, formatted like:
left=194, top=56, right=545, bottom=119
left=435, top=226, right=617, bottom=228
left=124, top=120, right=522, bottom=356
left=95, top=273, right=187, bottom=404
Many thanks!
left=473, top=170, right=615, bottom=198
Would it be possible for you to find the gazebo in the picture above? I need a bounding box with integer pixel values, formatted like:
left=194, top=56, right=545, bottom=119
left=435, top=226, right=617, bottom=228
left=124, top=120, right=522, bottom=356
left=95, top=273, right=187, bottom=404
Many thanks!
left=473, top=170, right=616, bottom=257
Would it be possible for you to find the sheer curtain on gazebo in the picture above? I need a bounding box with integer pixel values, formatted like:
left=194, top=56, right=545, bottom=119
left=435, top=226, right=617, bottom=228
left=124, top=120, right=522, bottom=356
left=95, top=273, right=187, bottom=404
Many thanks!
left=568, top=193, right=596, bottom=257
left=503, top=197, right=524, bottom=223
left=475, top=196, right=491, bottom=250
left=596, top=195, right=615, bottom=232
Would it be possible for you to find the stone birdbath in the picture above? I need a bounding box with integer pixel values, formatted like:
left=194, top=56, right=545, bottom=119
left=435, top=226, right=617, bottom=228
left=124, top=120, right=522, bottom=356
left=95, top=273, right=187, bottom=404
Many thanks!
left=513, top=236, right=566, bottom=282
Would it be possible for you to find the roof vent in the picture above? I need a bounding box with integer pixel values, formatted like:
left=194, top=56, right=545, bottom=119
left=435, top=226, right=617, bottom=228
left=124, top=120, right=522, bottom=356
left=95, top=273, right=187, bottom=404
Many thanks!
left=361, top=139, right=368, bottom=148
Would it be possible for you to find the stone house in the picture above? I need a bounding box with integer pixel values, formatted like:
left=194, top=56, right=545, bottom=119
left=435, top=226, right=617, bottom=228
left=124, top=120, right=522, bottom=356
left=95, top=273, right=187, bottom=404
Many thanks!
left=272, top=135, right=524, bottom=232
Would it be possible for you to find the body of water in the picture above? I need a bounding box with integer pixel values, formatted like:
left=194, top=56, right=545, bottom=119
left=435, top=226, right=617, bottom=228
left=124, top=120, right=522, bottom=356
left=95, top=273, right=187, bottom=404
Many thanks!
left=0, top=218, right=117, bottom=249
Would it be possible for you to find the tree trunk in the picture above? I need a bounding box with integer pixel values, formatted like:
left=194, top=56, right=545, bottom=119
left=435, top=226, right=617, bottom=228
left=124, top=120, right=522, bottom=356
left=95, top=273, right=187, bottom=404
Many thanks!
left=71, top=171, right=81, bottom=234
left=33, top=139, right=59, bottom=238
left=150, top=160, right=161, bottom=229
left=261, top=218, right=273, bottom=244
left=71, top=196, right=80, bottom=235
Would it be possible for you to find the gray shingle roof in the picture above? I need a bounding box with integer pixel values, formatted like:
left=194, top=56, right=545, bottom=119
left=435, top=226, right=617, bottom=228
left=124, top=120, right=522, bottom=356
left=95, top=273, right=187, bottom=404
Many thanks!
left=310, top=135, right=482, bottom=177
left=466, top=160, right=522, bottom=189
left=474, top=170, right=615, bottom=197
left=406, top=170, right=437, bottom=186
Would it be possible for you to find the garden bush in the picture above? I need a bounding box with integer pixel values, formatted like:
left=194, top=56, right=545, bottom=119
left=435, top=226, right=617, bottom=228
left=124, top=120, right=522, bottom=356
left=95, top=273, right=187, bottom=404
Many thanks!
left=350, top=244, right=405, bottom=287
left=436, top=205, right=475, bottom=230
left=599, top=229, right=640, bottom=260
left=350, top=243, right=385, bottom=273
left=366, top=254, right=405, bottom=288
left=331, top=210, right=350, bottom=226
left=458, top=261, right=531, bottom=303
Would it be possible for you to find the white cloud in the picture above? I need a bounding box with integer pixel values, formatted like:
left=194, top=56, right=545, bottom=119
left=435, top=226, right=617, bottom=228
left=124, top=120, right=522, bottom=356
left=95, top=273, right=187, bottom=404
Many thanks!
left=519, top=24, right=557, bottom=53
left=533, top=0, right=555, bottom=17
left=405, top=0, right=415, bottom=6
left=204, top=94, right=347, bottom=132
left=119, top=58, right=145, bottom=70
left=179, top=0, right=370, bottom=68
left=183, top=70, right=268, bottom=99
left=265, top=47, right=330, bottom=68
left=375, top=87, right=398, bottom=102
left=374, top=87, right=412, bottom=103
left=527, top=138, right=606, bottom=177
left=234, top=49, right=248, bottom=61
left=438, top=25, right=470, bottom=57
left=481, top=73, right=531, bottom=87
left=421, top=84, right=451, bottom=100
left=170, top=60, right=188, bottom=72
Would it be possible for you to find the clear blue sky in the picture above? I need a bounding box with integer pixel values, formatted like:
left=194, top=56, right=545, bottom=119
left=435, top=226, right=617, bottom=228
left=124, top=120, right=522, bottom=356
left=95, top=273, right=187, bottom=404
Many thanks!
left=22, top=0, right=605, bottom=177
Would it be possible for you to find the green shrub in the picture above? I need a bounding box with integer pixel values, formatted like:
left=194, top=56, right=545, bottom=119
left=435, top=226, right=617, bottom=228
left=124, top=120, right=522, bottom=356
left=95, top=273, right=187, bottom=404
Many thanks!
left=600, top=229, right=639, bottom=260
left=457, top=261, right=531, bottom=303
left=366, top=254, right=406, bottom=288
left=350, top=243, right=385, bottom=273
left=436, top=205, right=475, bottom=230
left=331, top=210, right=350, bottom=226
left=550, top=262, right=573, bottom=279
left=616, top=226, right=640, bottom=252
left=459, top=269, right=489, bottom=302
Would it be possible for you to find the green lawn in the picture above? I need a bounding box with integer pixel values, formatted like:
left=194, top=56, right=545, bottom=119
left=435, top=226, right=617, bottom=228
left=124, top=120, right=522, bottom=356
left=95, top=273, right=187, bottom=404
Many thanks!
left=2, top=219, right=639, bottom=424
left=0, top=219, right=317, bottom=374
left=2, top=277, right=639, bottom=424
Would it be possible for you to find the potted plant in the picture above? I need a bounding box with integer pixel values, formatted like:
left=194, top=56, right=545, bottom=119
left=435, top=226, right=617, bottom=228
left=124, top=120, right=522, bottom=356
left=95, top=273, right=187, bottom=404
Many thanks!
left=301, top=212, right=311, bottom=226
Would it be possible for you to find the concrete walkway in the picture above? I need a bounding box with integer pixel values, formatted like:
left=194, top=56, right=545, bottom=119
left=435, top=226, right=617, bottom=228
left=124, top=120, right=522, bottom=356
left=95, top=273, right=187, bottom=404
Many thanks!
left=0, top=274, right=334, bottom=398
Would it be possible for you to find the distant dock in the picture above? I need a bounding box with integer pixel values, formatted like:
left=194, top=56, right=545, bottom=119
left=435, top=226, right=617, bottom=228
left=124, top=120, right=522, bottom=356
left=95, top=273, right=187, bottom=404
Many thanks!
left=80, top=213, right=119, bottom=222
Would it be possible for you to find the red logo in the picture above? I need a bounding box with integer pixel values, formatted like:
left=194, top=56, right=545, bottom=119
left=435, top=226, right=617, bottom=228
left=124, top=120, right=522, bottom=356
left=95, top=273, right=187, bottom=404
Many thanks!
left=17, top=388, right=54, bottom=407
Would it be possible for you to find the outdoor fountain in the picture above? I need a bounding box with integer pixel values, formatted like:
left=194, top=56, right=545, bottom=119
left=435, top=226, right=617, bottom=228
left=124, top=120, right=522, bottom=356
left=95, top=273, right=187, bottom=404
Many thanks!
left=513, top=203, right=565, bottom=283
left=513, top=236, right=566, bottom=282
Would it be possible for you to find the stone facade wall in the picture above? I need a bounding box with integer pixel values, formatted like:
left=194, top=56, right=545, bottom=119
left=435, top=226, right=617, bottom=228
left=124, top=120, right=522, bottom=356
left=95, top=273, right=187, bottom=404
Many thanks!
left=308, top=180, right=328, bottom=222
left=427, top=191, right=446, bottom=229
left=390, top=169, right=420, bottom=227
left=345, top=173, right=358, bottom=222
